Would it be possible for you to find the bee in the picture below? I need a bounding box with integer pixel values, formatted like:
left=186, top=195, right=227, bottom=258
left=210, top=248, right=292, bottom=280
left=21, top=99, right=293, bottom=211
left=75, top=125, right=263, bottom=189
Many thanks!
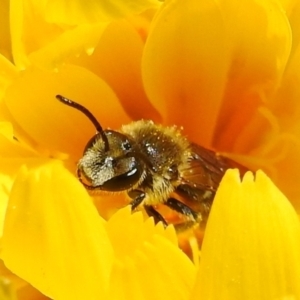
left=56, top=95, right=247, bottom=229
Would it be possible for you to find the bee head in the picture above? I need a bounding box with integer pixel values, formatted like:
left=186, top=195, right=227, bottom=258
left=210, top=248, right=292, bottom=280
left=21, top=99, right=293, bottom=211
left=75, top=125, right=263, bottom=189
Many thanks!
left=78, top=130, right=145, bottom=191
left=56, top=95, right=144, bottom=192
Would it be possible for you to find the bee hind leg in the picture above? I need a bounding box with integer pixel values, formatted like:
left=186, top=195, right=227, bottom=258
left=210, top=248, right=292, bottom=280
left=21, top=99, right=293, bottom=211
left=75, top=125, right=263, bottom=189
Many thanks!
left=165, top=198, right=198, bottom=222
left=174, top=221, right=198, bottom=232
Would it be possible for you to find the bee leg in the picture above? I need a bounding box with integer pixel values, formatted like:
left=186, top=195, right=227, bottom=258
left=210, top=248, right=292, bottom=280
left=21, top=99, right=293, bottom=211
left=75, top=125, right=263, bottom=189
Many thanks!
left=174, top=221, right=198, bottom=233
left=128, top=190, right=145, bottom=210
left=144, top=205, right=168, bottom=227
left=165, top=198, right=198, bottom=222
left=128, top=190, right=168, bottom=226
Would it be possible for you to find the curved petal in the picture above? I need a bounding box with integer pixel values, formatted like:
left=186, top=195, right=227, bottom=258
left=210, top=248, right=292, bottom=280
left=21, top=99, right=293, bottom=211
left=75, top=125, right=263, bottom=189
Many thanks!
left=212, top=0, right=292, bottom=151
left=0, top=122, right=36, bottom=157
left=0, top=259, right=48, bottom=300
left=0, top=279, right=16, bottom=300
left=106, top=208, right=196, bottom=300
left=10, top=0, right=106, bottom=70
left=10, top=0, right=160, bottom=69
left=0, top=55, right=18, bottom=100
left=233, top=42, right=300, bottom=209
left=28, top=23, right=108, bottom=70
left=0, top=0, right=11, bottom=61
left=10, top=0, right=62, bottom=69
left=192, top=169, right=300, bottom=299
left=70, top=20, right=160, bottom=121
left=142, top=0, right=291, bottom=150
left=285, top=0, right=300, bottom=56
left=142, top=0, right=230, bottom=146
left=265, top=43, right=300, bottom=209
left=44, top=0, right=161, bottom=25
left=0, top=122, right=43, bottom=237
left=106, top=207, right=178, bottom=259
left=1, top=161, right=114, bottom=299
left=279, top=0, right=299, bottom=16
left=4, top=65, right=131, bottom=159
left=0, top=55, right=18, bottom=124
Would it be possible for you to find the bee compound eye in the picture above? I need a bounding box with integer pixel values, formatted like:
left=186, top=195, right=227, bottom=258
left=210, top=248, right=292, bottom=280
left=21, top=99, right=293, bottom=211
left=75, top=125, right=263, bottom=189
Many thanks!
left=100, top=159, right=143, bottom=192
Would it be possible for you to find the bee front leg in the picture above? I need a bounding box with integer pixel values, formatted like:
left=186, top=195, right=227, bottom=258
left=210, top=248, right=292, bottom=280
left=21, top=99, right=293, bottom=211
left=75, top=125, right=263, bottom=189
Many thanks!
left=128, top=190, right=145, bottom=210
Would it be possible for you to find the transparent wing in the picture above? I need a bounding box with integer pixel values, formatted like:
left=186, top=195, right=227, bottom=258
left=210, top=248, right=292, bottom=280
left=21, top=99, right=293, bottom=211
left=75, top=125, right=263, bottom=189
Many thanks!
left=179, top=143, right=247, bottom=193
left=175, top=144, right=247, bottom=223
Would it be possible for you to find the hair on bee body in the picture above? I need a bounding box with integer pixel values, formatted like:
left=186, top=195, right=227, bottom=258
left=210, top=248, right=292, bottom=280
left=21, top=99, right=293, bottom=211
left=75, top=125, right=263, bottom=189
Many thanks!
left=56, top=95, right=247, bottom=230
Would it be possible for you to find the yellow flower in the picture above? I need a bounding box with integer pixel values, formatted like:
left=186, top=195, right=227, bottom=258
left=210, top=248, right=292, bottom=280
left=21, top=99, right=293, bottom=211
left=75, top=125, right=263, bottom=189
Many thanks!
left=192, top=169, right=300, bottom=299
left=0, top=0, right=300, bottom=299
left=1, top=162, right=197, bottom=299
left=142, top=0, right=299, bottom=207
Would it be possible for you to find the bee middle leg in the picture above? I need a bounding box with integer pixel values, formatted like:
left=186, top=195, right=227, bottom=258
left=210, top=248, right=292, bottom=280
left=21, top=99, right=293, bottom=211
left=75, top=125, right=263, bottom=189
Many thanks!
left=128, top=189, right=168, bottom=226
left=144, top=205, right=168, bottom=227
left=128, top=190, right=145, bottom=210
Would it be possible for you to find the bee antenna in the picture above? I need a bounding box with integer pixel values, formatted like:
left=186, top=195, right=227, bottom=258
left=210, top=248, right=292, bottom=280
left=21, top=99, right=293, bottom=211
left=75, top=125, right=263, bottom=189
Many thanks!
left=56, top=95, right=109, bottom=151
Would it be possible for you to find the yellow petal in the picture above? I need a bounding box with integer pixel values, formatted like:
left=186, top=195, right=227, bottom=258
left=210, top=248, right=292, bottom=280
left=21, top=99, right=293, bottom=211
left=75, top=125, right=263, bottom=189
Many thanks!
left=10, top=0, right=160, bottom=69
left=10, top=0, right=63, bottom=69
left=269, top=42, right=300, bottom=208
left=287, top=1, right=300, bottom=48
left=192, top=169, right=300, bottom=300
left=106, top=207, right=197, bottom=300
left=44, top=0, right=161, bottom=25
left=143, top=0, right=230, bottom=146
left=0, top=0, right=11, bottom=61
left=0, top=259, right=49, bottom=300
left=4, top=65, right=131, bottom=159
left=0, top=123, right=43, bottom=237
left=70, top=20, right=160, bottom=121
left=0, top=55, right=19, bottom=125
left=142, top=0, right=291, bottom=149
left=106, top=207, right=178, bottom=259
left=9, top=1, right=104, bottom=70
left=0, top=122, right=36, bottom=158
left=0, top=278, right=16, bottom=300
left=279, top=0, right=299, bottom=16
left=0, top=55, right=18, bottom=100
left=236, top=39, right=300, bottom=209
left=29, top=23, right=108, bottom=70
left=1, top=161, right=114, bottom=299
left=212, top=0, right=291, bottom=151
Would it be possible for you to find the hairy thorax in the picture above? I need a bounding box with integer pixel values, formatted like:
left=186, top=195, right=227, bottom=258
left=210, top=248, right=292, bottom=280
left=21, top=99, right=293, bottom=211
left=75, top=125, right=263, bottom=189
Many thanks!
left=121, top=120, right=191, bottom=204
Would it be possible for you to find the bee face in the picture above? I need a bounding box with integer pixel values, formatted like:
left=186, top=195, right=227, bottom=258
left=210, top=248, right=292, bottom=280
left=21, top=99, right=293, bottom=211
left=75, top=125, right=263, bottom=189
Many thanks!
left=78, top=130, right=144, bottom=191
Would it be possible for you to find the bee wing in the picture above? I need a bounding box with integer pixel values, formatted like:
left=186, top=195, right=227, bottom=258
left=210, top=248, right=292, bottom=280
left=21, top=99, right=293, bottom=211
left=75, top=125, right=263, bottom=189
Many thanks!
left=175, top=143, right=246, bottom=223
left=179, top=143, right=246, bottom=193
